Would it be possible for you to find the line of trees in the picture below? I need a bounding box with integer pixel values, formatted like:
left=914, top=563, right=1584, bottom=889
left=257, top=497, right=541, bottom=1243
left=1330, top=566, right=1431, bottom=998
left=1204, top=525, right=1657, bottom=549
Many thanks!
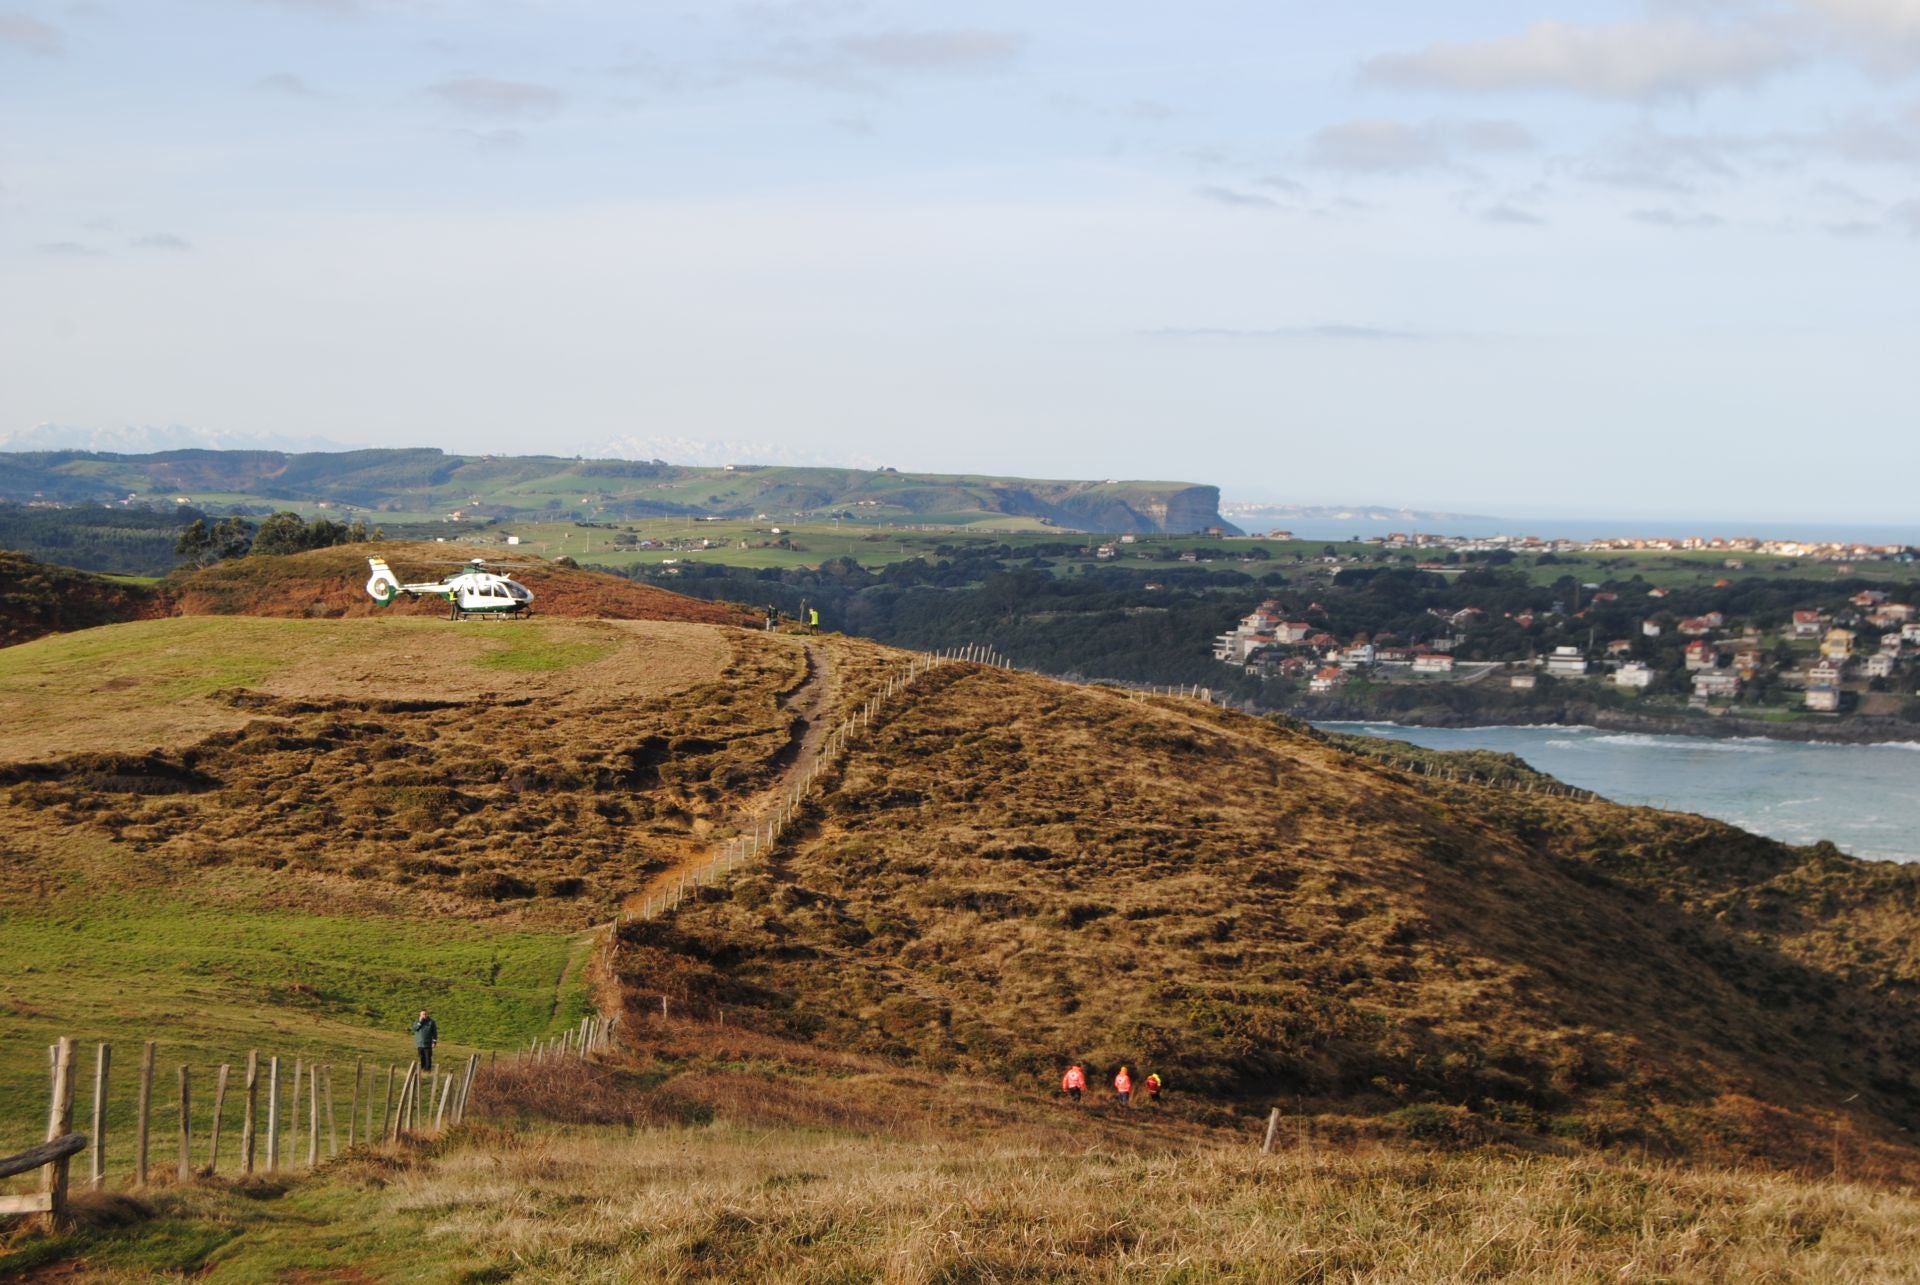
left=175, top=512, right=381, bottom=567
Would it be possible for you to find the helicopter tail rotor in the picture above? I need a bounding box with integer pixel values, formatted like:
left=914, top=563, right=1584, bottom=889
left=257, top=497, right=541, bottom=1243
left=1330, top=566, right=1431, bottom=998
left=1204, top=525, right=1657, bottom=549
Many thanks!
left=365, top=557, right=402, bottom=607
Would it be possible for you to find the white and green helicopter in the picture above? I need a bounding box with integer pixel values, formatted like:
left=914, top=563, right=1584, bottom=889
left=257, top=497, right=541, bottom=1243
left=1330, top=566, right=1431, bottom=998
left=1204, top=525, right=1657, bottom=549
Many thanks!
left=364, top=556, right=535, bottom=620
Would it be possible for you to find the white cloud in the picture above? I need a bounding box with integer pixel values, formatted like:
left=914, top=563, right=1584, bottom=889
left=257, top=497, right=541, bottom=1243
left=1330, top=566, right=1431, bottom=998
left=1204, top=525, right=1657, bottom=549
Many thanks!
left=255, top=72, right=327, bottom=100
left=835, top=29, right=1025, bottom=72
left=427, top=78, right=564, bottom=119
left=0, top=12, right=63, bottom=55
left=1309, top=117, right=1538, bottom=172
left=1193, top=184, right=1279, bottom=208
left=1805, top=0, right=1920, bottom=73
left=1361, top=18, right=1801, bottom=100
left=1630, top=206, right=1727, bottom=228
left=1482, top=203, right=1546, bottom=225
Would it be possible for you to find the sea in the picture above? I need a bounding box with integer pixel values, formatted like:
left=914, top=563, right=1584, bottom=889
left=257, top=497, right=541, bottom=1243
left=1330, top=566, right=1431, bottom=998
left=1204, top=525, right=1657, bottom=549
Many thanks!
left=1240, top=514, right=1920, bottom=547
left=1324, top=723, right=1920, bottom=863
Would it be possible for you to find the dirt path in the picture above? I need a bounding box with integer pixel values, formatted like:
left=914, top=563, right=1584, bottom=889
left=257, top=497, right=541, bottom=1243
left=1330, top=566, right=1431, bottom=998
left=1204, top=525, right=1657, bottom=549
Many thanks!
left=624, top=637, right=836, bottom=910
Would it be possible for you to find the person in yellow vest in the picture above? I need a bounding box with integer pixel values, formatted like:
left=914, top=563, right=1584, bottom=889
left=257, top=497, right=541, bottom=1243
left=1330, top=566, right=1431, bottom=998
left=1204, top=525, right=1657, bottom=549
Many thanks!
left=1113, top=1065, right=1133, bottom=1105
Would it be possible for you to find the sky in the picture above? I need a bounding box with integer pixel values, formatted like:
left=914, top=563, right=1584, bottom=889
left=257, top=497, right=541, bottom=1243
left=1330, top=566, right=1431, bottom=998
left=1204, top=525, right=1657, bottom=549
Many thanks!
left=2, top=1, right=1917, bottom=521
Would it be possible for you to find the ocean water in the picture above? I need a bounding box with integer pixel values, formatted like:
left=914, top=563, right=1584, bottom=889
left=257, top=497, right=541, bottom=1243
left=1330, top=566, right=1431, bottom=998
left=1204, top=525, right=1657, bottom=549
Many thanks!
left=1252, top=515, right=1920, bottom=546
left=1325, top=723, right=1920, bottom=863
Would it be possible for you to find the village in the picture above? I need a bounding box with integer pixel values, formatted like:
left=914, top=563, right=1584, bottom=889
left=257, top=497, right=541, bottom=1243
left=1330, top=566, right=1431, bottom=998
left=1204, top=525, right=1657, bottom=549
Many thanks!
left=1214, top=587, right=1920, bottom=718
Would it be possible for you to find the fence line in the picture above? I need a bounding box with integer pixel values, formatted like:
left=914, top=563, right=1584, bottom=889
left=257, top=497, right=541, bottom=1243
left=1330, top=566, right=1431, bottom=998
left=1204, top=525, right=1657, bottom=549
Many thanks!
left=2, top=1036, right=511, bottom=1230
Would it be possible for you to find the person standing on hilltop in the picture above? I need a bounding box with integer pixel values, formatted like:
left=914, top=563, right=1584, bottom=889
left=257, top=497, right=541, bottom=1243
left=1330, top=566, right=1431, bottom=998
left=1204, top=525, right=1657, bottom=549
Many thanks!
left=412, top=1009, right=438, bottom=1072
left=1144, top=1072, right=1162, bottom=1104
left=1061, top=1063, right=1087, bottom=1102
left=1114, top=1065, right=1133, bottom=1106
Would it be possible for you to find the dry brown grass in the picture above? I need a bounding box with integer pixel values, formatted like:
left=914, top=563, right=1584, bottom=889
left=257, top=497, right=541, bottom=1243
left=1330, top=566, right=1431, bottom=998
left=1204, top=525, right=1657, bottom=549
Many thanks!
left=323, top=1119, right=1920, bottom=1282
left=0, top=616, right=888, bottom=922
left=634, top=664, right=1920, bottom=1178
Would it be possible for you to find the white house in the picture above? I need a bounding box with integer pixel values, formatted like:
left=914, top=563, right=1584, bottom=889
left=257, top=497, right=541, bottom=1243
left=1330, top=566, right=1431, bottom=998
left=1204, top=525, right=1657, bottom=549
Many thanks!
left=1545, top=646, right=1589, bottom=677
left=1614, top=662, right=1655, bottom=689
left=1411, top=653, right=1455, bottom=674
left=1866, top=652, right=1897, bottom=679
left=1692, top=670, right=1741, bottom=699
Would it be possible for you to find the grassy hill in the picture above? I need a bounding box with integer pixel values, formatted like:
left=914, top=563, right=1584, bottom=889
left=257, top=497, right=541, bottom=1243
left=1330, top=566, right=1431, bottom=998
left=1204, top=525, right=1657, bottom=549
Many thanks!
left=0, top=542, right=758, bottom=650
left=6, top=601, right=1920, bottom=1276
left=625, top=667, right=1920, bottom=1177
left=0, top=449, right=1232, bottom=535
left=0, top=550, right=164, bottom=647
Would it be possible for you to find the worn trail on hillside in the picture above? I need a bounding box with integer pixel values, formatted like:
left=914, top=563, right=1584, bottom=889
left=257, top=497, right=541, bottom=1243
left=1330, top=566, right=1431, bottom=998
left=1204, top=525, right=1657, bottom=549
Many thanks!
left=624, top=636, right=836, bottom=911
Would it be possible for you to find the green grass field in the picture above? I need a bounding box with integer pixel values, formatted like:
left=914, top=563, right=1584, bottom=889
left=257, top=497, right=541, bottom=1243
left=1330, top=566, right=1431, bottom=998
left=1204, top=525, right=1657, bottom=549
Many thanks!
left=0, top=884, right=595, bottom=1166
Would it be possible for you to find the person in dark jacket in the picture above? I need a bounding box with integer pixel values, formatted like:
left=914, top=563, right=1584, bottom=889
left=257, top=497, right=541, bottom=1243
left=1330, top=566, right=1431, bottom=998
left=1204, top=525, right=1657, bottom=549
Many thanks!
left=412, top=1010, right=438, bottom=1071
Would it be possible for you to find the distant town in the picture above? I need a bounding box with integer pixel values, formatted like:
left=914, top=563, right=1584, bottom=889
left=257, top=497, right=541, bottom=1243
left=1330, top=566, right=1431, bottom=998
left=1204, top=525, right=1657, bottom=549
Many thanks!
left=1210, top=525, right=1918, bottom=726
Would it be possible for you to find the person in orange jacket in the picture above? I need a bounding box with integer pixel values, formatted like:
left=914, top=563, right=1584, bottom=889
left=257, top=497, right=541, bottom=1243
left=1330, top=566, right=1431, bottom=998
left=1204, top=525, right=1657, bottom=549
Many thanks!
left=1061, top=1063, right=1087, bottom=1102
left=1114, top=1065, right=1133, bottom=1105
left=1144, top=1072, right=1162, bottom=1103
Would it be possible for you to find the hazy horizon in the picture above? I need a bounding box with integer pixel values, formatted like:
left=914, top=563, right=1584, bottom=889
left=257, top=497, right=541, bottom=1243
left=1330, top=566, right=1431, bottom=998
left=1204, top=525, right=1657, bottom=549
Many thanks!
left=5, top=2, right=1918, bottom=523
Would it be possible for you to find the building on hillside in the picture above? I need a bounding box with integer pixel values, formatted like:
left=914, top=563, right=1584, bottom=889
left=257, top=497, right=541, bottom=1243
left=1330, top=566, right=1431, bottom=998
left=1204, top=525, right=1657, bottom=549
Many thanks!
left=1412, top=652, right=1455, bottom=673
left=1545, top=646, right=1589, bottom=677
left=1606, top=639, right=1635, bottom=657
left=1692, top=670, right=1741, bottom=700
left=1614, top=662, right=1655, bottom=689
left=1510, top=673, right=1537, bottom=690
left=1869, top=603, right=1915, bottom=626
left=1374, top=647, right=1414, bottom=665
left=1903, top=622, right=1920, bottom=645
left=1309, top=666, right=1343, bottom=693
left=1684, top=640, right=1718, bottom=671
left=1852, top=589, right=1889, bottom=607
left=1642, top=619, right=1663, bottom=637
left=1791, top=610, right=1828, bottom=639
left=1805, top=659, right=1844, bottom=711
left=1821, top=628, right=1856, bottom=661
left=1678, top=613, right=1725, bottom=636
left=1866, top=652, right=1897, bottom=679
left=1338, top=643, right=1376, bottom=669
left=1734, top=648, right=1766, bottom=679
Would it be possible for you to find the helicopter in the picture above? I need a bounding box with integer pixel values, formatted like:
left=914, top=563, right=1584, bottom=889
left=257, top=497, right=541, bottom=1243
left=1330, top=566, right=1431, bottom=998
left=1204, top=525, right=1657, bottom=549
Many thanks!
left=364, top=556, right=535, bottom=620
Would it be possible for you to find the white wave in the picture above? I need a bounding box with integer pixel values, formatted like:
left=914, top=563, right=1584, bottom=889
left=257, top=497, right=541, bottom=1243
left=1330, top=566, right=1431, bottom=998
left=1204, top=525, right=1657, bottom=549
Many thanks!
left=1587, top=733, right=1774, bottom=753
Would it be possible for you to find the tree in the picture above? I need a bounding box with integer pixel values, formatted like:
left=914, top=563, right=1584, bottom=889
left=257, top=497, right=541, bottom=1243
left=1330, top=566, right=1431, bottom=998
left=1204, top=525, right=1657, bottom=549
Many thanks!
left=252, top=511, right=313, bottom=556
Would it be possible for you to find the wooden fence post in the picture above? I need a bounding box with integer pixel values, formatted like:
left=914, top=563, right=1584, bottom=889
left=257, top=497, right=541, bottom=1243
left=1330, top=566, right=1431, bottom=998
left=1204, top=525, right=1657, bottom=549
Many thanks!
left=266, top=1056, right=280, bottom=1171
left=89, top=1043, right=110, bottom=1190
left=208, top=1064, right=230, bottom=1174
left=347, top=1061, right=363, bottom=1149
left=177, top=1065, right=192, bottom=1183
left=289, top=1061, right=302, bottom=1167
left=1261, top=1107, right=1281, bottom=1155
left=324, top=1065, right=337, bottom=1158
left=135, top=1040, right=156, bottom=1186
left=42, top=1036, right=77, bottom=1230
left=241, top=1051, right=259, bottom=1175
left=381, top=1066, right=395, bottom=1142
left=307, top=1068, right=319, bottom=1167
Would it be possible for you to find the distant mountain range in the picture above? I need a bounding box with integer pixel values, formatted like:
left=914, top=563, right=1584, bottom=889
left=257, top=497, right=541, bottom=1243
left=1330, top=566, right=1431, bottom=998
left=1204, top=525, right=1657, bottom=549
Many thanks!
left=0, top=422, right=354, bottom=455
left=1222, top=502, right=1499, bottom=527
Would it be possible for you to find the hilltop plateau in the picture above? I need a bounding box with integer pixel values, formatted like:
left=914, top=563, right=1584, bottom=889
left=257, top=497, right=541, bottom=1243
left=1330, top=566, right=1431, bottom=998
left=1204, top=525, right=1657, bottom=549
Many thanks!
left=0, top=543, right=753, bottom=648
left=0, top=448, right=1232, bottom=535
left=5, top=597, right=1920, bottom=1277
